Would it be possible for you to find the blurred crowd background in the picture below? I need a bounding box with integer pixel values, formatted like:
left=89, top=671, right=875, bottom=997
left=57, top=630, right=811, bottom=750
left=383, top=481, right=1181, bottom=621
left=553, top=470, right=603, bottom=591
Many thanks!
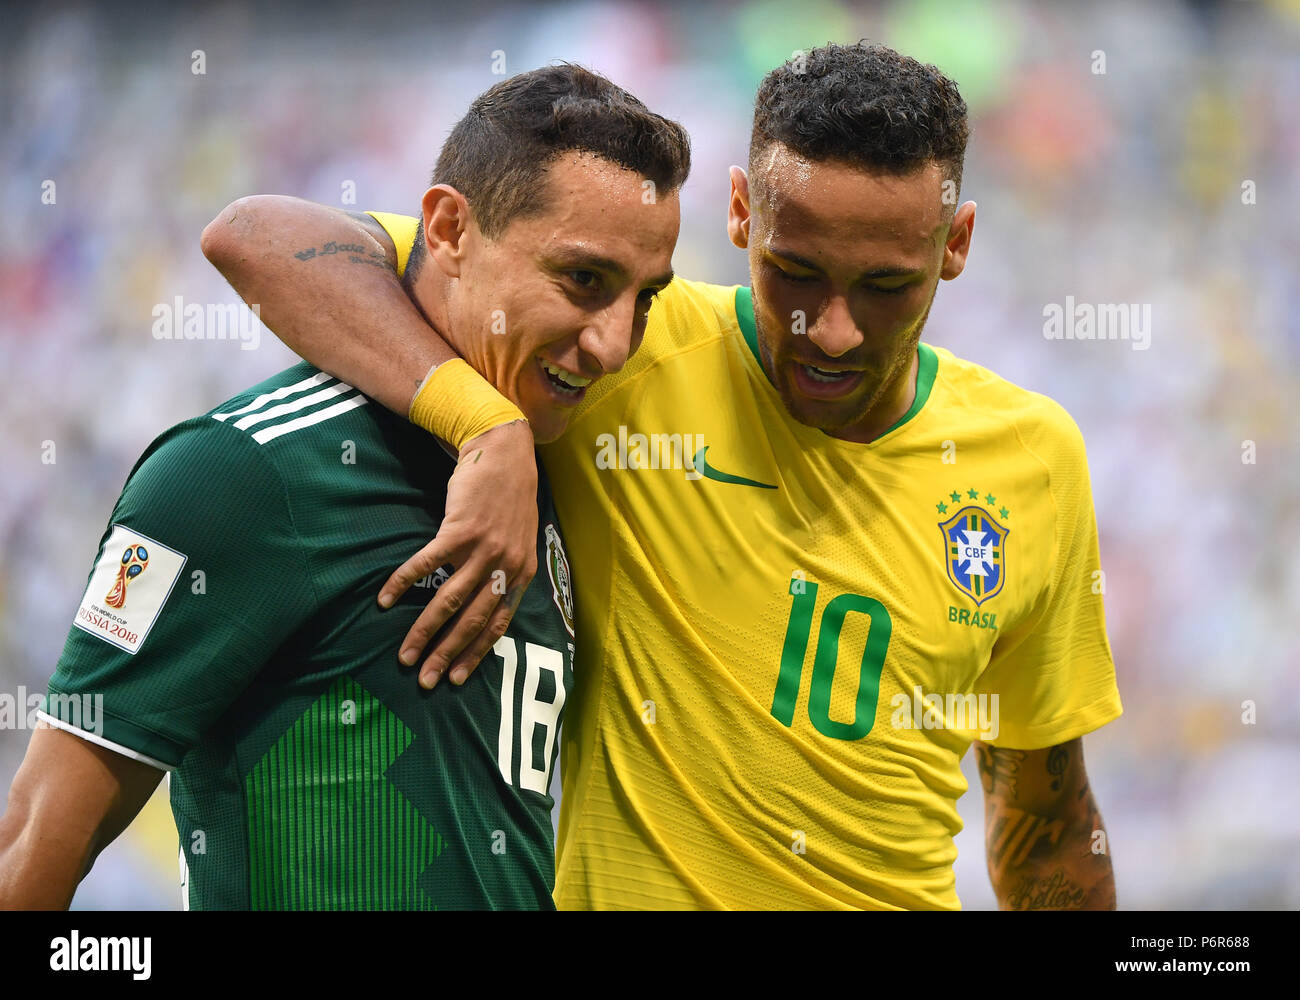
left=2, top=0, right=1297, bottom=909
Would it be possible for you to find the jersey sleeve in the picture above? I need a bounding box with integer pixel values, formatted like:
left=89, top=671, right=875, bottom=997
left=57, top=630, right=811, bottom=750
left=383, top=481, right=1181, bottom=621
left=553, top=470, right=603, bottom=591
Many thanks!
left=43, top=420, right=319, bottom=769
left=972, top=403, right=1123, bottom=749
left=366, top=211, right=419, bottom=277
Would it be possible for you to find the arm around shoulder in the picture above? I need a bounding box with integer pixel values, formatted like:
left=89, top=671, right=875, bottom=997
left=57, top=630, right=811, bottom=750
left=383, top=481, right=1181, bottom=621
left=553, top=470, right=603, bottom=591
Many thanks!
left=200, top=197, right=446, bottom=416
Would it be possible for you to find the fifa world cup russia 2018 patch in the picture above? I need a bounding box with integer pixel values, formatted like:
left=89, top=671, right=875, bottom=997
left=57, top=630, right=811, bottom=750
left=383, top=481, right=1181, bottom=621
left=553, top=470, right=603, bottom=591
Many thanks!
left=73, top=524, right=187, bottom=654
left=935, top=489, right=1011, bottom=606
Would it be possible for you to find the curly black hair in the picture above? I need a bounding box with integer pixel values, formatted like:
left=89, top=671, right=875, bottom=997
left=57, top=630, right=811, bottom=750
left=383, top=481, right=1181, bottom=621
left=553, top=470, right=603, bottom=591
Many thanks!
left=751, top=42, right=969, bottom=207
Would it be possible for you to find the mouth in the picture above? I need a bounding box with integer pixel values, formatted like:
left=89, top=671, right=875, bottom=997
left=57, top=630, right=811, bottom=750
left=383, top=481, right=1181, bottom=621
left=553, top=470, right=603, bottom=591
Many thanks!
left=538, top=357, right=593, bottom=404
left=791, top=361, right=864, bottom=400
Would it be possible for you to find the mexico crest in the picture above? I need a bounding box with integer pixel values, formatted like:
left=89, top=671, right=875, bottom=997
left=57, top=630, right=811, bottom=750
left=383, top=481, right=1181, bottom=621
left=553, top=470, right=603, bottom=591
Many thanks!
left=939, top=506, right=1009, bottom=605
left=544, top=523, right=575, bottom=638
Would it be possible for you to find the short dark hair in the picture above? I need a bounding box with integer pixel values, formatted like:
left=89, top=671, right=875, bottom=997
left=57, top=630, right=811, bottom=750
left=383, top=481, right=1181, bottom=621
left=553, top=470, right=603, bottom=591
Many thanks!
left=750, top=42, right=969, bottom=205
left=408, top=63, right=691, bottom=279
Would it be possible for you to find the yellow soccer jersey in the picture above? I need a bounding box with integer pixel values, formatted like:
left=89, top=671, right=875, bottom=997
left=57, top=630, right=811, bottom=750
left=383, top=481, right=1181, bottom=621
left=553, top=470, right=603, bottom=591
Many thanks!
left=372, top=213, right=1122, bottom=910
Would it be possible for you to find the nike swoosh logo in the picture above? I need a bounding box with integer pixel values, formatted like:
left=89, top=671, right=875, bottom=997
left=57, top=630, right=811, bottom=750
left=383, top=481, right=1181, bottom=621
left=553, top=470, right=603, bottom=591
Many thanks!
left=692, top=446, right=778, bottom=490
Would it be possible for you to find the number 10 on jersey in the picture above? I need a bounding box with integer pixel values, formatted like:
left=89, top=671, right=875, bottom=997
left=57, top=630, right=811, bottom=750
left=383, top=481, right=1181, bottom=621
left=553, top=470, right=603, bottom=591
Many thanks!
left=770, top=579, right=891, bottom=741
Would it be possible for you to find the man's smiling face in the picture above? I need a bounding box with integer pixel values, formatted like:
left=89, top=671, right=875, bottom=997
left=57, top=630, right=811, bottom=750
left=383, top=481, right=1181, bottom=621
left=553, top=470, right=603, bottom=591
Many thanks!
left=446, top=151, right=680, bottom=444
left=730, top=144, right=974, bottom=443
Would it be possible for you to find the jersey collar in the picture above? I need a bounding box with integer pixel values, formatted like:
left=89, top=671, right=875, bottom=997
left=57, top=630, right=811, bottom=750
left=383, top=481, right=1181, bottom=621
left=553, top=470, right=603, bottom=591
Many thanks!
left=734, top=285, right=938, bottom=440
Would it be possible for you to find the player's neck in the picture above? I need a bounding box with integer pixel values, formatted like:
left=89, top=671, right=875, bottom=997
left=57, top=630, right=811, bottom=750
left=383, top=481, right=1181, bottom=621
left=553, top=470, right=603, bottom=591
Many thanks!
left=408, top=272, right=458, bottom=353
left=823, top=347, right=920, bottom=445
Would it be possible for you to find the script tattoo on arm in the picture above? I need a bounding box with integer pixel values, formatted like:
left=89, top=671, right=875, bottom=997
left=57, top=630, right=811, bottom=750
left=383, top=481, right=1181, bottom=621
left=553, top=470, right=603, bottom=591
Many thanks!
left=975, top=738, right=1116, bottom=910
left=293, top=240, right=390, bottom=269
left=292, top=211, right=396, bottom=271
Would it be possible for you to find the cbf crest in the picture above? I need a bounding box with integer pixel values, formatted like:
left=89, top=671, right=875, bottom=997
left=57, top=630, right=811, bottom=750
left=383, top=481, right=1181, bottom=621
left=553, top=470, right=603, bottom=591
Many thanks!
left=938, top=503, right=1009, bottom=605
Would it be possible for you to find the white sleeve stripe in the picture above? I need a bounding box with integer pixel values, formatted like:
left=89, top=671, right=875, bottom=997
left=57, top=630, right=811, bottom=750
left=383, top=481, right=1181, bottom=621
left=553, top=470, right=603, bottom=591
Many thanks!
left=212, top=371, right=335, bottom=422
left=232, top=381, right=356, bottom=430
left=35, top=710, right=173, bottom=772
left=251, top=393, right=369, bottom=443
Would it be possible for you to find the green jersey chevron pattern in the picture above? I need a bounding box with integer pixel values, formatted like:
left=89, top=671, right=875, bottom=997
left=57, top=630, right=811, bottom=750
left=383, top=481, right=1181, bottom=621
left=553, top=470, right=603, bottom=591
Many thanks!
left=47, top=362, right=574, bottom=910
left=246, top=676, right=444, bottom=910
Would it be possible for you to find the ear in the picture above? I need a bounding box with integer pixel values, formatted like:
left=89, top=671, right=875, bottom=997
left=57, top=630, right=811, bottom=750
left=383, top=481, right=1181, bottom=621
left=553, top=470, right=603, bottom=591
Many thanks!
left=421, top=184, right=471, bottom=279
left=940, top=201, right=976, bottom=281
left=726, top=166, right=752, bottom=250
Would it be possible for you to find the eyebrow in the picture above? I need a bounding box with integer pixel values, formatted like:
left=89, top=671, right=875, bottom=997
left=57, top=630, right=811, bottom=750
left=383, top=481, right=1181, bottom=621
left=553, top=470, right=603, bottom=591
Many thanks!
left=767, top=247, right=921, bottom=279
left=548, top=248, right=674, bottom=290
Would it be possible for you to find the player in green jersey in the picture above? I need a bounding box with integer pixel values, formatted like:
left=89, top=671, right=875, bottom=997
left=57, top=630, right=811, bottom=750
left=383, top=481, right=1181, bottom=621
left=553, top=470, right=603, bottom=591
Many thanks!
left=0, top=64, right=686, bottom=910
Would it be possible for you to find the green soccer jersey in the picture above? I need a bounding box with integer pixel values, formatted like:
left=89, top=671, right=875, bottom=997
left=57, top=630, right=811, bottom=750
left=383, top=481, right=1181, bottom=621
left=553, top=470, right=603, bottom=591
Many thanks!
left=43, top=363, right=576, bottom=910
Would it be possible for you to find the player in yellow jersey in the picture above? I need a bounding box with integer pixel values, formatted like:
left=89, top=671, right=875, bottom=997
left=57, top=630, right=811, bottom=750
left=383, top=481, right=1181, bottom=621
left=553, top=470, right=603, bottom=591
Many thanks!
left=204, top=43, right=1121, bottom=909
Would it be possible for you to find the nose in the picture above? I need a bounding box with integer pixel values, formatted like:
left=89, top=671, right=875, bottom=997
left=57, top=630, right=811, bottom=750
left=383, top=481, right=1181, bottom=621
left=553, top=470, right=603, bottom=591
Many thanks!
left=577, top=295, right=638, bottom=375
left=806, top=293, right=863, bottom=359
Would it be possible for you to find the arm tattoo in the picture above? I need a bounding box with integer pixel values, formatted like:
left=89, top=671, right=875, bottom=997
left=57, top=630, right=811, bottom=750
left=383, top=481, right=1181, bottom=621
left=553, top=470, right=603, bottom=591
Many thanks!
left=976, top=743, right=1026, bottom=800
left=1006, top=868, right=1088, bottom=910
left=987, top=802, right=1066, bottom=867
left=1047, top=744, right=1069, bottom=790
left=292, top=241, right=390, bottom=269
left=977, top=739, right=1116, bottom=909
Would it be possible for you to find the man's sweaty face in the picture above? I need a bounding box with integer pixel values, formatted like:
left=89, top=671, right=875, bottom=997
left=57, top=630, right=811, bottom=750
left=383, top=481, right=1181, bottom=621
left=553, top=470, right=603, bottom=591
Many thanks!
left=744, top=148, right=953, bottom=443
